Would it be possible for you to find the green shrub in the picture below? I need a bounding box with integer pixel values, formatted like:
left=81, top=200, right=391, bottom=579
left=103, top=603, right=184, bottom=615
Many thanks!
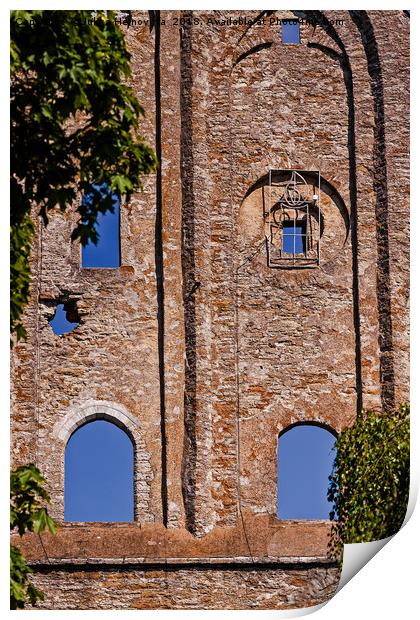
left=328, top=403, right=410, bottom=556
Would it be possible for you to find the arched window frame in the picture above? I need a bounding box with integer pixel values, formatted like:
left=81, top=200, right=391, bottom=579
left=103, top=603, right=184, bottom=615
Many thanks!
left=52, top=400, right=153, bottom=524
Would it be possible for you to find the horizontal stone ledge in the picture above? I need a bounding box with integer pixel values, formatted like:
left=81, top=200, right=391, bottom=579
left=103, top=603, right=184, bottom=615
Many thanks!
left=29, top=555, right=338, bottom=568
left=14, top=518, right=334, bottom=563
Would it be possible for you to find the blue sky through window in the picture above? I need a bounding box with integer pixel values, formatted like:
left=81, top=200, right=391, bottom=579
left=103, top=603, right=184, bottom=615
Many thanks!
left=65, top=420, right=134, bottom=522
left=282, top=20, right=301, bottom=44
left=282, top=222, right=305, bottom=254
left=49, top=304, right=78, bottom=335
left=277, top=425, right=336, bottom=520
left=82, top=187, right=120, bottom=268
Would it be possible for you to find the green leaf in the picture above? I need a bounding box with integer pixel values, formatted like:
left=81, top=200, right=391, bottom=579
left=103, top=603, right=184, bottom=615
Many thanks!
left=10, top=544, right=44, bottom=609
left=10, top=10, right=157, bottom=606
left=328, top=403, right=410, bottom=558
left=10, top=9, right=157, bottom=342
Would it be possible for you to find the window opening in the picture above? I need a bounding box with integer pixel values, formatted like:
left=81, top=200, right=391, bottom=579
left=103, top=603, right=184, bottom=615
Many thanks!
left=65, top=419, right=134, bottom=522
left=81, top=184, right=121, bottom=268
left=282, top=220, right=306, bottom=254
left=277, top=424, right=336, bottom=520
left=49, top=302, right=79, bottom=335
left=265, top=169, right=320, bottom=268
left=282, top=19, right=301, bottom=45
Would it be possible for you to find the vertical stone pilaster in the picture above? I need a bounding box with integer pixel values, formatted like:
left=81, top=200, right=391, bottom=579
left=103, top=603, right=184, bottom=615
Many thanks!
left=158, top=10, right=186, bottom=528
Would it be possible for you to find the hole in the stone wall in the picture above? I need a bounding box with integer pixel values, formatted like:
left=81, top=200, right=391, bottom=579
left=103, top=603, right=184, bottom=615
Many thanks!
left=49, top=301, right=80, bottom=335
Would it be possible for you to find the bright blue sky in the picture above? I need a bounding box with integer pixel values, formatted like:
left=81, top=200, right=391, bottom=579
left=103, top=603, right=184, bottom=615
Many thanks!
left=50, top=304, right=78, bottom=335
left=282, top=21, right=301, bottom=44
left=283, top=222, right=305, bottom=254
left=278, top=425, right=336, bottom=520
left=64, top=420, right=335, bottom=522
left=65, top=420, right=134, bottom=522
left=82, top=192, right=120, bottom=268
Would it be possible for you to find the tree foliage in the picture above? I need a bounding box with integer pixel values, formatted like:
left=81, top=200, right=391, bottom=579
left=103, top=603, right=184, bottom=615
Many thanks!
left=328, top=403, right=410, bottom=555
left=10, top=10, right=157, bottom=339
left=10, top=10, right=157, bottom=608
left=10, top=465, right=57, bottom=609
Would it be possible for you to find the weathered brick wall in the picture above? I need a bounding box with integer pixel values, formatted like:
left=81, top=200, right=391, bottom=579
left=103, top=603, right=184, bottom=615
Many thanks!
left=11, top=9, right=409, bottom=610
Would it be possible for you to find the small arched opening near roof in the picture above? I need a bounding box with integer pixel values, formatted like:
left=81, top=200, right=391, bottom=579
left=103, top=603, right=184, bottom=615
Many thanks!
left=277, top=422, right=337, bottom=520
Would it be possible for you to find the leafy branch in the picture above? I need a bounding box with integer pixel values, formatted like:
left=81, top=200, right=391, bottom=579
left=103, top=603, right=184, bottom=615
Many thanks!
left=10, top=464, right=57, bottom=609
left=10, top=10, right=157, bottom=339
left=328, top=403, right=410, bottom=559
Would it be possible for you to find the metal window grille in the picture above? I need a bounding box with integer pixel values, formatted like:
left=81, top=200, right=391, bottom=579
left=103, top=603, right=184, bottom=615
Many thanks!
left=265, top=169, right=321, bottom=268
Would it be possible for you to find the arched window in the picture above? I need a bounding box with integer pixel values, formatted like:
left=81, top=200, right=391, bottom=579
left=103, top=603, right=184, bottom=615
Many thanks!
left=81, top=184, right=120, bottom=268
left=64, top=419, right=134, bottom=522
left=277, top=423, right=336, bottom=520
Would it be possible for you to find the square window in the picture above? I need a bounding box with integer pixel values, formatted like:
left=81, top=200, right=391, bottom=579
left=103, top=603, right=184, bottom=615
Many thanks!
left=282, top=20, right=300, bottom=45
left=282, top=221, right=305, bottom=254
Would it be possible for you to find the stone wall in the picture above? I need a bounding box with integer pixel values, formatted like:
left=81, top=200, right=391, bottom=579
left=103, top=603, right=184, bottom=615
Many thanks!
left=11, top=9, right=409, bottom=610
left=29, top=563, right=340, bottom=610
